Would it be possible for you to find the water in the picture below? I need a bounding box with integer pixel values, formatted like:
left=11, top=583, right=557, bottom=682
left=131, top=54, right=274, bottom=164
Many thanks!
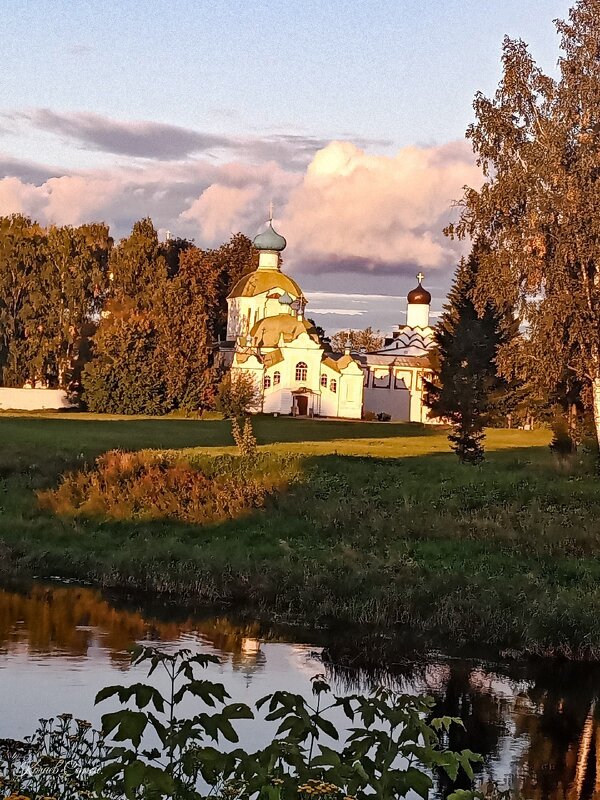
left=1, top=582, right=599, bottom=799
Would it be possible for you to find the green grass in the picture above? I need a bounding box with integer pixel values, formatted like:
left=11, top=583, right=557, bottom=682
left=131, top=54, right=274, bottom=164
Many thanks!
left=3, top=411, right=600, bottom=659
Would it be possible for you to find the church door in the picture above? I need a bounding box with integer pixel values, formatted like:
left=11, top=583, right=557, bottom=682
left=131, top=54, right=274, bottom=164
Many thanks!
left=295, top=395, right=308, bottom=416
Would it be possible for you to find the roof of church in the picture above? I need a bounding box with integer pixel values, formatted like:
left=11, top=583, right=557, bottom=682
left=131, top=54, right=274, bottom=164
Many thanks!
left=322, top=354, right=356, bottom=373
left=356, top=353, right=431, bottom=368
left=228, top=269, right=303, bottom=300
left=249, top=314, right=320, bottom=348
left=253, top=221, right=287, bottom=252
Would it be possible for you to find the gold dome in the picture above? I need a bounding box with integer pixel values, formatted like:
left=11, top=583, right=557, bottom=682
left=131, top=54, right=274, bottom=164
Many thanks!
left=228, top=269, right=303, bottom=300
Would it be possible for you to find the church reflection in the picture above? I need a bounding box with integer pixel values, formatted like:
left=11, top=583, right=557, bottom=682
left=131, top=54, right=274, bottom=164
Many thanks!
left=2, top=582, right=600, bottom=799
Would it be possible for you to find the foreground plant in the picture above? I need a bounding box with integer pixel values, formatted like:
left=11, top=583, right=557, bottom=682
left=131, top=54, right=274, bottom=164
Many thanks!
left=1, top=647, right=482, bottom=800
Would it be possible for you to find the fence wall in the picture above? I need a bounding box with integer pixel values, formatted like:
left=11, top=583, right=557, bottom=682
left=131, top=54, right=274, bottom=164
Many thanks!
left=0, top=388, right=72, bottom=410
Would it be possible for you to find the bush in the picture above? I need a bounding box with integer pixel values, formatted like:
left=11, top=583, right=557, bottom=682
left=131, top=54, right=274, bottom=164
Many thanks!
left=37, top=450, right=272, bottom=524
left=216, top=372, right=260, bottom=418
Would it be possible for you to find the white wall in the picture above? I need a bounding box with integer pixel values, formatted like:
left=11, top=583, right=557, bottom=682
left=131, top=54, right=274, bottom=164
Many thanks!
left=0, top=388, right=72, bottom=411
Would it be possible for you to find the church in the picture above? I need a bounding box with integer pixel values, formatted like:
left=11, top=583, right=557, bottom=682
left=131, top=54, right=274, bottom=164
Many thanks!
left=221, top=217, right=435, bottom=422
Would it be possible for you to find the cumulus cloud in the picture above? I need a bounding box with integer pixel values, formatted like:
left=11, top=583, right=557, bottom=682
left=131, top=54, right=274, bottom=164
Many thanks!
left=279, top=140, right=481, bottom=275
left=0, top=138, right=480, bottom=285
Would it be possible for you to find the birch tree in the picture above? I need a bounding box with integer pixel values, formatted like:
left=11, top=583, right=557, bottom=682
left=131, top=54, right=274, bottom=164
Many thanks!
left=448, top=0, right=600, bottom=448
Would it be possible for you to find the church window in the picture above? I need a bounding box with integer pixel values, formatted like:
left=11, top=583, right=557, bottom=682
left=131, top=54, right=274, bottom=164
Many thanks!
left=373, top=368, right=391, bottom=389
left=295, top=362, right=308, bottom=381
left=394, top=370, right=411, bottom=390
left=264, top=375, right=271, bottom=390
left=273, top=371, right=281, bottom=385
left=321, top=374, right=327, bottom=388
left=330, top=379, right=337, bottom=393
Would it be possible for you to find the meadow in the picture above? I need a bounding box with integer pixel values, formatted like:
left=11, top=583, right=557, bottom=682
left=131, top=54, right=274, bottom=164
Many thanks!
left=2, top=411, right=600, bottom=659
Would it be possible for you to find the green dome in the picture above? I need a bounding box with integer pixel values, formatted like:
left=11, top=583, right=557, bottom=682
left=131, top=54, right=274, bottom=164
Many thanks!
left=253, top=221, right=287, bottom=252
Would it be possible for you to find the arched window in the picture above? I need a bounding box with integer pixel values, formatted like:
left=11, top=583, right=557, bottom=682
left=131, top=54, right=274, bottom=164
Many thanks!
left=320, top=374, right=328, bottom=388
left=273, top=371, right=281, bottom=386
left=264, top=375, right=271, bottom=390
left=330, top=379, right=337, bottom=393
left=295, top=362, right=308, bottom=382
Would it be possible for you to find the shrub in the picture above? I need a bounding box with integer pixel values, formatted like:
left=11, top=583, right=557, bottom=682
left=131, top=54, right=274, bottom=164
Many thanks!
left=231, top=416, right=258, bottom=457
left=216, top=372, right=260, bottom=418
left=37, top=450, right=272, bottom=524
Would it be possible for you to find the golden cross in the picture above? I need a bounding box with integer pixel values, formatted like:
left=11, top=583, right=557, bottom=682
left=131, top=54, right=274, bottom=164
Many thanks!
left=416, top=271, right=425, bottom=284
left=269, top=200, right=274, bottom=222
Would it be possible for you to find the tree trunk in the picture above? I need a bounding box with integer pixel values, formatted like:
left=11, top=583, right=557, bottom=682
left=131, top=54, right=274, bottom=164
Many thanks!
left=592, top=377, right=600, bottom=451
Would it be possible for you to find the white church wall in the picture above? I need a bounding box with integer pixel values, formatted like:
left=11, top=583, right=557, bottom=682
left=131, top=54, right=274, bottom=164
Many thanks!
left=0, top=387, right=73, bottom=411
left=337, top=372, right=363, bottom=419
left=363, top=367, right=411, bottom=420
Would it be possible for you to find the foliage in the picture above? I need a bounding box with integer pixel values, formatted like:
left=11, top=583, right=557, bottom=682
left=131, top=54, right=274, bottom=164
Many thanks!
left=81, top=223, right=255, bottom=416
left=0, top=715, right=106, bottom=799
left=424, top=247, right=517, bottom=464
left=446, top=0, right=600, bottom=449
left=37, top=449, right=272, bottom=524
left=0, top=646, right=482, bottom=800
left=0, top=215, right=110, bottom=389
left=82, top=300, right=172, bottom=416
left=231, top=416, right=258, bottom=457
left=330, top=328, right=383, bottom=353
left=216, top=373, right=261, bottom=419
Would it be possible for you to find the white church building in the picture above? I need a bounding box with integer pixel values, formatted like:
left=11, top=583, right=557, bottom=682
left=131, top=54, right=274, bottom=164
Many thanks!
left=221, top=218, right=435, bottom=422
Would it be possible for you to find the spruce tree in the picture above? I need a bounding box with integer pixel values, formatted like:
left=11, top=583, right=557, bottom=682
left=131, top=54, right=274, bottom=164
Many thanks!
left=425, top=246, right=517, bottom=463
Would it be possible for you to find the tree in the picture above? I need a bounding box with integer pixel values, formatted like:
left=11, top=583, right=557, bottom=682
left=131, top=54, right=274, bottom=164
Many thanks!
left=330, top=327, right=384, bottom=352
left=0, top=215, right=47, bottom=386
left=216, top=371, right=260, bottom=418
left=0, top=216, right=110, bottom=389
left=108, top=218, right=167, bottom=305
left=155, top=251, right=215, bottom=411
left=447, top=0, right=600, bottom=450
left=424, top=246, right=517, bottom=463
left=82, top=299, right=171, bottom=415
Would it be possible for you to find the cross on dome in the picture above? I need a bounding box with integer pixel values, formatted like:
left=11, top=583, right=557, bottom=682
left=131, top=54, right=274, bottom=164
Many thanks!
left=416, top=272, right=425, bottom=284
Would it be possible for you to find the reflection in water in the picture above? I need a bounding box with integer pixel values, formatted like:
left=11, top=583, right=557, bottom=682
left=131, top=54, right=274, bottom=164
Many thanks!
left=1, top=583, right=600, bottom=799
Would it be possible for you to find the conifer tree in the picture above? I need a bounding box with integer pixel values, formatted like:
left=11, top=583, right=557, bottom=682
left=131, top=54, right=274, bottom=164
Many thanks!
left=424, top=246, right=517, bottom=463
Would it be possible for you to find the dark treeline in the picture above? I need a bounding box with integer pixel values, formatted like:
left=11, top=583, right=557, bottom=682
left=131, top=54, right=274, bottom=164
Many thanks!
left=0, top=215, right=256, bottom=414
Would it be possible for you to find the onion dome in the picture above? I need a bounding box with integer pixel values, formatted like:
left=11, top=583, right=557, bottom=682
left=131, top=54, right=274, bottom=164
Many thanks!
left=407, top=273, right=431, bottom=305
left=253, top=220, right=287, bottom=252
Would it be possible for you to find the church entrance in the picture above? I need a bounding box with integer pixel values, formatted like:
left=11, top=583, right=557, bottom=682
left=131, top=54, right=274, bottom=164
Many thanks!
left=295, top=395, right=308, bottom=416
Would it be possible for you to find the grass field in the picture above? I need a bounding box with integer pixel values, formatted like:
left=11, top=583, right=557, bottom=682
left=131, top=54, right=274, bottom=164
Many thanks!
left=3, top=411, right=600, bottom=659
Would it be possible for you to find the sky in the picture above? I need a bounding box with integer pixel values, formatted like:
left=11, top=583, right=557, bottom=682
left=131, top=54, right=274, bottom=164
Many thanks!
left=0, top=0, right=572, bottom=334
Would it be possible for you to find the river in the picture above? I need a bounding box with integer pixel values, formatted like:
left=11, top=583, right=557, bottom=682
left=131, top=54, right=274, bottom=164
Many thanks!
left=0, top=581, right=598, bottom=799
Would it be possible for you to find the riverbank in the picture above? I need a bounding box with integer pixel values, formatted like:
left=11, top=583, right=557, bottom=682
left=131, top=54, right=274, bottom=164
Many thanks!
left=2, top=412, right=600, bottom=659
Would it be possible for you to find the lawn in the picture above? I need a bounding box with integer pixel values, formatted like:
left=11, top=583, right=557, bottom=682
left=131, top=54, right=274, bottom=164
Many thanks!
left=3, top=411, right=600, bottom=659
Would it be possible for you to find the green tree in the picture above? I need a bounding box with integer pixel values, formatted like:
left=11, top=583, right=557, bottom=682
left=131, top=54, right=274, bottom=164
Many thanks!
left=155, top=251, right=215, bottom=411
left=447, top=0, right=600, bottom=450
left=424, top=246, right=516, bottom=463
left=0, top=215, right=47, bottom=386
left=0, top=216, right=110, bottom=389
left=42, top=223, right=111, bottom=387
left=216, top=371, right=260, bottom=418
left=82, top=300, right=171, bottom=415
left=108, top=218, right=167, bottom=305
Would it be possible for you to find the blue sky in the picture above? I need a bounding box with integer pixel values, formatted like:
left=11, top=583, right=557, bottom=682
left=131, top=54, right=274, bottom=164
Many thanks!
left=0, top=0, right=572, bottom=333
